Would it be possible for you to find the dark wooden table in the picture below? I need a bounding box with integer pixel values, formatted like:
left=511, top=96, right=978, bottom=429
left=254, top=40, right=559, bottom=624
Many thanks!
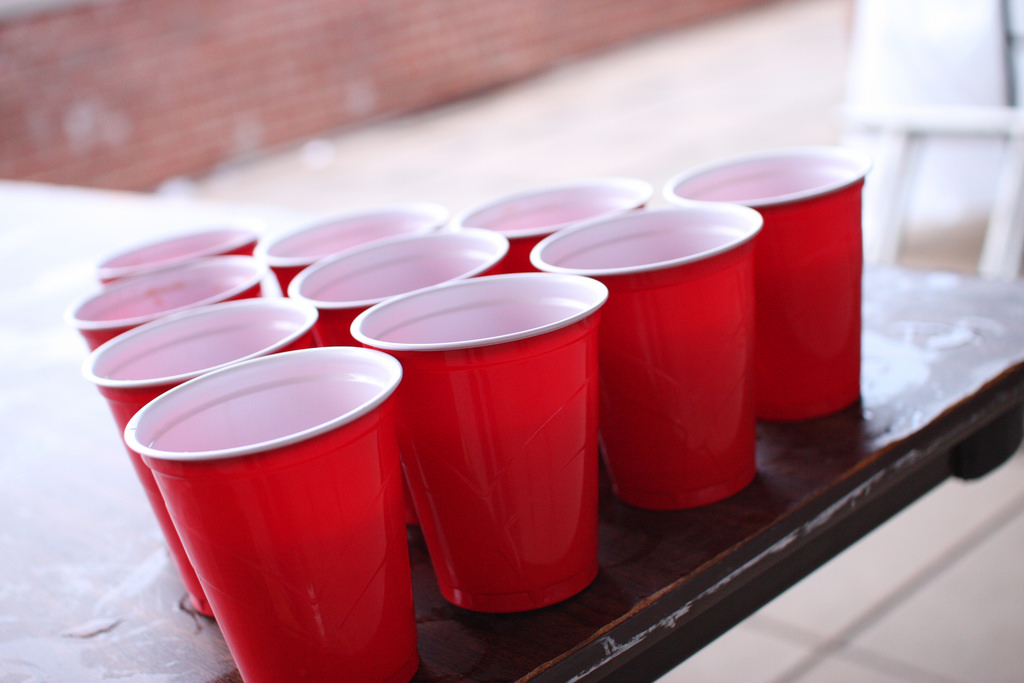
left=2, top=181, right=1022, bottom=682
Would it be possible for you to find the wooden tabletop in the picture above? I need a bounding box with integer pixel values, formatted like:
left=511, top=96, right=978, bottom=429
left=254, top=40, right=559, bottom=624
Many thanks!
left=2, top=181, right=1022, bottom=682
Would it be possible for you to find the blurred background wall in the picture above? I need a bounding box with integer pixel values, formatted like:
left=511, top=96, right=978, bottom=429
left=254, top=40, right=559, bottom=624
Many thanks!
left=0, top=0, right=772, bottom=191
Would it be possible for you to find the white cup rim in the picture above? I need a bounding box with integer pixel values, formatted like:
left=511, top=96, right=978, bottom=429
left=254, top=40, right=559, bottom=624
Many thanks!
left=350, top=272, right=608, bottom=352
left=64, top=256, right=268, bottom=332
left=125, top=347, right=403, bottom=462
left=286, top=227, right=509, bottom=309
left=530, top=204, right=762, bottom=277
left=66, top=256, right=267, bottom=331
left=663, top=146, right=872, bottom=208
left=254, top=202, right=449, bottom=268
left=82, top=298, right=319, bottom=389
left=96, top=225, right=260, bottom=282
left=451, top=177, right=653, bottom=239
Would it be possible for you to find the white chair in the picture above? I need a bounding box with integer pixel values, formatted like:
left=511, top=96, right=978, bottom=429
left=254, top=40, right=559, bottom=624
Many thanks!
left=844, top=0, right=1024, bottom=280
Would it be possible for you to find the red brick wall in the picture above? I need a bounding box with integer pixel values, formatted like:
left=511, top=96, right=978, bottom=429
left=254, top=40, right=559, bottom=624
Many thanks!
left=0, top=0, right=771, bottom=191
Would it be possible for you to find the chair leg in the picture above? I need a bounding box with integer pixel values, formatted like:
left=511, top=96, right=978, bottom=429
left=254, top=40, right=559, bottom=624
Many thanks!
left=863, top=128, right=922, bottom=264
left=979, top=133, right=1024, bottom=280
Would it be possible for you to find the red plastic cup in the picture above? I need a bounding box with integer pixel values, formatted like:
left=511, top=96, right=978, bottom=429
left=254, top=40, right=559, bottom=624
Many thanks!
left=81, top=298, right=319, bottom=617
left=125, top=347, right=417, bottom=683
left=451, top=178, right=652, bottom=273
left=352, top=273, right=608, bottom=613
left=96, top=226, right=260, bottom=284
left=664, top=146, right=872, bottom=421
left=288, top=228, right=509, bottom=526
left=288, top=227, right=510, bottom=347
left=65, top=256, right=269, bottom=351
left=532, top=205, right=763, bottom=509
left=256, top=203, right=449, bottom=292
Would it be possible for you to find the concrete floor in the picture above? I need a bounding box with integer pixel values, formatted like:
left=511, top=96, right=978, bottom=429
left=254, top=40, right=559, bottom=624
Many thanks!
left=177, top=0, right=1024, bottom=680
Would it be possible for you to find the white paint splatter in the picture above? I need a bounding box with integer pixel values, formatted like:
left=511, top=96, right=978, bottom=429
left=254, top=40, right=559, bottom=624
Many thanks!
left=61, top=617, right=122, bottom=639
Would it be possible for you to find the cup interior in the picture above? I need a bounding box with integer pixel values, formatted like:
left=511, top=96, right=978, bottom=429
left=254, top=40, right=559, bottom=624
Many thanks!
left=71, top=257, right=265, bottom=327
left=352, top=273, right=607, bottom=350
left=260, top=204, right=447, bottom=263
left=667, top=148, right=871, bottom=205
left=532, top=206, right=761, bottom=274
left=458, top=179, right=652, bottom=237
left=291, top=229, right=508, bottom=306
left=128, top=348, right=401, bottom=458
left=86, top=300, right=317, bottom=385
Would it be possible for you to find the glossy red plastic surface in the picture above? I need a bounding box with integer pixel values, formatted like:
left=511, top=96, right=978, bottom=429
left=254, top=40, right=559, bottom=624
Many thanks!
left=746, top=188, right=864, bottom=420
left=66, top=256, right=268, bottom=351
left=352, top=274, right=607, bottom=612
left=127, top=348, right=416, bottom=683
left=452, top=178, right=652, bottom=272
left=96, top=226, right=259, bottom=283
left=532, top=205, right=761, bottom=510
left=82, top=299, right=318, bottom=616
left=665, top=147, right=870, bottom=421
